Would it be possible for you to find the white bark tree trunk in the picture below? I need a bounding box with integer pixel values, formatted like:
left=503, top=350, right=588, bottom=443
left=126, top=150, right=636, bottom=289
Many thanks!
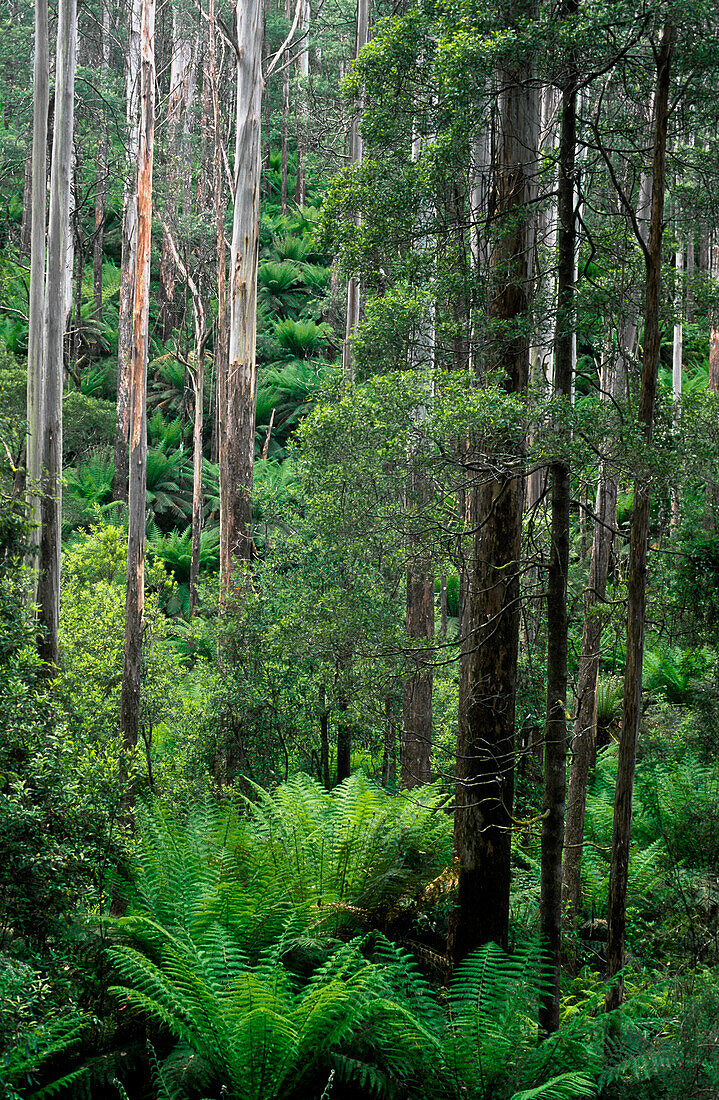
left=220, top=0, right=264, bottom=586
left=26, top=0, right=49, bottom=603
left=341, top=0, right=369, bottom=383
left=114, top=0, right=141, bottom=501
left=37, top=0, right=76, bottom=665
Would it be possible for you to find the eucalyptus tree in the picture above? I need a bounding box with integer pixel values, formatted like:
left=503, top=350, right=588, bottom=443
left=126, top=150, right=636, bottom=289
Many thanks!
left=540, top=0, right=578, bottom=1033
left=219, top=0, right=264, bottom=588
left=26, top=0, right=48, bottom=604
left=605, top=16, right=674, bottom=1014
left=120, top=0, right=155, bottom=752
left=341, top=0, right=370, bottom=384
left=114, top=0, right=141, bottom=501
left=38, top=0, right=77, bottom=664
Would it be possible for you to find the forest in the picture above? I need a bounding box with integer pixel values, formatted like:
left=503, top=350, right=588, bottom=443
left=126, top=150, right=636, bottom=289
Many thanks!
left=2, top=0, right=719, bottom=1095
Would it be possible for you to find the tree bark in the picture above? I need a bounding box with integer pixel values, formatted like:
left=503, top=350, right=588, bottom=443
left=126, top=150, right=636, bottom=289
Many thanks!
left=93, top=2, right=111, bottom=333
left=336, top=656, right=351, bottom=782
left=158, top=216, right=207, bottom=621
left=402, top=564, right=433, bottom=787
left=540, top=16, right=577, bottom=1033
left=20, top=152, right=33, bottom=259
left=281, top=0, right=291, bottom=213
left=120, top=0, right=155, bottom=752
left=26, top=0, right=49, bottom=606
left=340, top=0, right=369, bottom=384
left=220, top=0, right=264, bottom=589
left=605, top=21, right=673, bottom=1012
left=671, top=241, right=683, bottom=528
left=114, top=0, right=141, bottom=502
left=562, top=352, right=619, bottom=930
left=158, top=4, right=195, bottom=341
left=320, top=684, right=330, bottom=789
left=37, top=0, right=76, bottom=666
left=448, top=59, right=536, bottom=962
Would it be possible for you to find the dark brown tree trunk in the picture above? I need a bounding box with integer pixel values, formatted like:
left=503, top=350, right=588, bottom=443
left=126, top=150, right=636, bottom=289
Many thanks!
left=539, top=23, right=577, bottom=1035
left=114, top=0, right=141, bottom=503
left=336, top=661, right=351, bottom=782
left=448, top=60, right=535, bottom=962
left=605, top=21, right=673, bottom=1012
left=38, top=0, right=76, bottom=666
left=562, top=354, right=619, bottom=933
left=120, top=0, right=155, bottom=752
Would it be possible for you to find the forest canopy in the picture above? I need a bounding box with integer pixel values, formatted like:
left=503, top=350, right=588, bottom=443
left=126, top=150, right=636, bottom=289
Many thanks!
left=2, top=0, right=719, bottom=1096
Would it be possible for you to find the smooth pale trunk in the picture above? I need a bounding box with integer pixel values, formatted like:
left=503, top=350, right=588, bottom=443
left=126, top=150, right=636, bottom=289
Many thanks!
left=606, top=22, right=673, bottom=1012
left=37, top=0, right=76, bottom=665
left=293, top=0, right=311, bottom=205
left=159, top=7, right=195, bottom=340
left=341, top=0, right=369, bottom=383
left=114, top=0, right=141, bottom=501
left=220, top=0, right=263, bottom=586
left=20, top=152, right=33, bottom=258
left=93, top=3, right=111, bottom=327
left=671, top=244, right=683, bottom=527
left=281, top=0, right=291, bottom=214
left=26, top=0, right=49, bottom=602
left=120, top=0, right=155, bottom=752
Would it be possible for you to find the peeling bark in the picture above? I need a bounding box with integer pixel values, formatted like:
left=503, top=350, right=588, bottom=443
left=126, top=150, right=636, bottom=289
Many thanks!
left=120, top=0, right=155, bottom=752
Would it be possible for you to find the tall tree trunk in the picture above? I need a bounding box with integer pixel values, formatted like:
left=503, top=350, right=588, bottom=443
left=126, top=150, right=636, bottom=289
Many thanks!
left=402, top=562, right=434, bottom=787
left=120, top=0, right=155, bottom=752
left=220, top=0, right=263, bottom=589
left=281, top=0, right=290, bottom=214
left=93, top=2, right=111, bottom=334
left=207, top=0, right=226, bottom=478
left=293, top=0, right=310, bottom=206
left=158, top=5, right=194, bottom=341
left=540, top=13, right=577, bottom=1033
left=448, top=58, right=536, bottom=962
left=605, top=21, right=673, bottom=1012
left=114, top=0, right=141, bottom=502
left=562, top=352, right=619, bottom=931
left=20, top=151, right=33, bottom=259
left=340, top=0, right=369, bottom=383
left=320, top=684, right=330, bottom=789
left=37, top=0, right=76, bottom=666
left=671, top=241, right=683, bottom=528
left=158, top=216, right=207, bottom=621
left=26, top=0, right=49, bottom=605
